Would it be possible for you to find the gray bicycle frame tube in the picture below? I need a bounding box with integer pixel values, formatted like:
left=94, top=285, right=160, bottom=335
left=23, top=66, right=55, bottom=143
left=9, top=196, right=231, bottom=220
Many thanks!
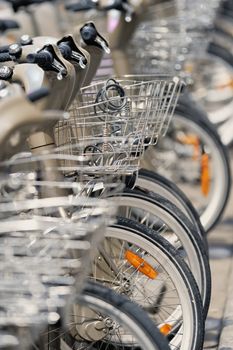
left=74, top=23, right=109, bottom=86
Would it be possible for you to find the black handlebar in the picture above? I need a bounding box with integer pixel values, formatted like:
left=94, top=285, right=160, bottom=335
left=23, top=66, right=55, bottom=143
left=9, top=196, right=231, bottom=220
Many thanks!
left=27, top=87, right=49, bottom=102
left=81, top=24, right=98, bottom=44
left=221, top=0, right=233, bottom=11
left=0, top=35, right=33, bottom=56
left=80, top=22, right=110, bottom=53
left=5, top=0, right=57, bottom=12
left=65, top=0, right=97, bottom=12
left=0, top=66, right=14, bottom=80
left=0, top=19, right=20, bottom=32
left=27, top=51, right=53, bottom=65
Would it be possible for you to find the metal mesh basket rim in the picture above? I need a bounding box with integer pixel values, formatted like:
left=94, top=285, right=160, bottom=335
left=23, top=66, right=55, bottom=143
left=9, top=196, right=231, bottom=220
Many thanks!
left=112, top=74, right=181, bottom=81
left=80, top=76, right=181, bottom=91
left=55, top=77, right=184, bottom=175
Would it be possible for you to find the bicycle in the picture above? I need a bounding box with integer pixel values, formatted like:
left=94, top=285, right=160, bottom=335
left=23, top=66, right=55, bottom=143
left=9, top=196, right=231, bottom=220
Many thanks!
left=66, top=0, right=231, bottom=233
left=0, top=19, right=205, bottom=349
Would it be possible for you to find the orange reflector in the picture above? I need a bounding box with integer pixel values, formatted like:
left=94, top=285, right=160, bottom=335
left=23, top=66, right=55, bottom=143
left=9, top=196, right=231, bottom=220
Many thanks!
left=178, top=135, right=200, bottom=160
left=184, top=63, right=194, bottom=73
left=6, top=34, right=17, bottom=44
left=160, top=324, right=172, bottom=335
left=125, top=250, right=158, bottom=279
left=216, top=79, right=233, bottom=90
left=201, top=153, right=210, bottom=196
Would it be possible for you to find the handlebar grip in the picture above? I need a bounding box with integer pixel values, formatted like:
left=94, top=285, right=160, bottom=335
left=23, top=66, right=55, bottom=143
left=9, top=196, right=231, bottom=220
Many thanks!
left=27, top=51, right=53, bottom=65
left=80, top=25, right=97, bottom=43
left=218, top=6, right=233, bottom=18
left=0, top=19, right=20, bottom=32
left=6, top=0, right=30, bottom=12
left=58, top=42, right=72, bottom=59
left=0, top=66, right=13, bottom=79
left=65, top=0, right=97, bottom=12
left=6, top=0, right=54, bottom=12
left=221, top=0, right=233, bottom=11
left=102, top=0, right=123, bottom=11
left=0, top=53, right=12, bottom=62
left=27, top=87, right=49, bottom=102
left=0, top=45, right=10, bottom=54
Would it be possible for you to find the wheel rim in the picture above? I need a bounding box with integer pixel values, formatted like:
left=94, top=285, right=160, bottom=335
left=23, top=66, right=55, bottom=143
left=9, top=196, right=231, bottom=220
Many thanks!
left=91, top=226, right=198, bottom=350
left=110, top=194, right=205, bottom=303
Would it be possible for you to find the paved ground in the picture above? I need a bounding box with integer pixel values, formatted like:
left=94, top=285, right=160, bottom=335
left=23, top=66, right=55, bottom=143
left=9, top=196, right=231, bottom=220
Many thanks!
left=204, top=158, right=233, bottom=349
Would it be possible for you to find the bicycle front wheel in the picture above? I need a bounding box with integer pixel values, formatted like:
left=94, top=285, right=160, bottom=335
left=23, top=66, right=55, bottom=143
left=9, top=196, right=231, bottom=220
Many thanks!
left=142, top=107, right=231, bottom=232
left=110, top=190, right=211, bottom=318
left=59, top=281, right=170, bottom=350
left=93, top=218, right=204, bottom=350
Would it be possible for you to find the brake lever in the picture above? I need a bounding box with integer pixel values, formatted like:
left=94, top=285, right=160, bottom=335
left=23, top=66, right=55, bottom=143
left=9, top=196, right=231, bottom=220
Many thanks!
left=57, top=35, right=88, bottom=69
left=32, top=44, right=68, bottom=80
left=80, top=22, right=110, bottom=54
left=65, top=0, right=98, bottom=12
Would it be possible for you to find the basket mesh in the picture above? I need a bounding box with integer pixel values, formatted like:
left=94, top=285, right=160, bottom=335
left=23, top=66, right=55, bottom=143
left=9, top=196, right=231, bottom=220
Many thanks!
left=55, top=78, right=182, bottom=174
left=128, top=0, right=221, bottom=74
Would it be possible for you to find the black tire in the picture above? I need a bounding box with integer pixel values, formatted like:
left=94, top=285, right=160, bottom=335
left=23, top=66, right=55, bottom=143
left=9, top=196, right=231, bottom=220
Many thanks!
left=111, top=189, right=211, bottom=319
left=105, top=217, right=205, bottom=350
left=207, top=41, right=233, bottom=68
left=61, top=281, right=171, bottom=350
left=136, top=168, right=209, bottom=254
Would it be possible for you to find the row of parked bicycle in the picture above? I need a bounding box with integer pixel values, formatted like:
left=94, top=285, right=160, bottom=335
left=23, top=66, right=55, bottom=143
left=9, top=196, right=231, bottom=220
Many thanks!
left=0, top=0, right=232, bottom=349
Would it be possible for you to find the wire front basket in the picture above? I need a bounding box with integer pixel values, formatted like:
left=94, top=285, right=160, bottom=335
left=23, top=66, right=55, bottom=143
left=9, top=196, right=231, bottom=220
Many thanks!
left=55, top=78, right=183, bottom=175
